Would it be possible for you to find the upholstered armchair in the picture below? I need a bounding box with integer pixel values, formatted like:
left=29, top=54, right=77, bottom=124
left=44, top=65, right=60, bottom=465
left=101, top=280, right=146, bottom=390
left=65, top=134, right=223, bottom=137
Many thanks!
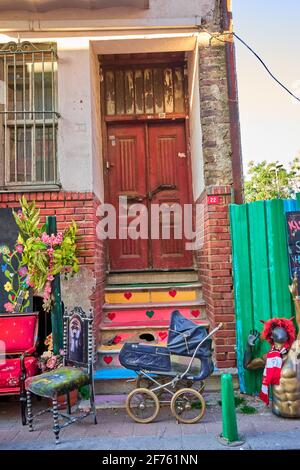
left=0, top=312, right=39, bottom=425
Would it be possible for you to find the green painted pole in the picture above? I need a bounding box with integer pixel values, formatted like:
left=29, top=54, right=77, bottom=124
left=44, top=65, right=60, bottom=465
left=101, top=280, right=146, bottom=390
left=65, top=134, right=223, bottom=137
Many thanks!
left=46, top=215, right=63, bottom=355
left=296, top=192, right=300, bottom=209
left=218, top=374, right=244, bottom=446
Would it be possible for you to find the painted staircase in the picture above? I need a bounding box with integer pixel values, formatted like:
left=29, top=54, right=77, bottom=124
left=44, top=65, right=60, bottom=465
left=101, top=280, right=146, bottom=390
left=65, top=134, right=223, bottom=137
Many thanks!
left=94, top=270, right=210, bottom=393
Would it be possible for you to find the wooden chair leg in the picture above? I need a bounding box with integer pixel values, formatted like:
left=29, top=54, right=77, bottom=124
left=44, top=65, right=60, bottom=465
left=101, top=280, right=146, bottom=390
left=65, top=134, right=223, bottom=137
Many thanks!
left=66, top=392, right=72, bottom=415
left=52, top=397, right=60, bottom=444
left=89, top=384, right=97, bottom=425
left=26, top=390, right=33, bottom=431
left=20, top=396, right=27, bottom=426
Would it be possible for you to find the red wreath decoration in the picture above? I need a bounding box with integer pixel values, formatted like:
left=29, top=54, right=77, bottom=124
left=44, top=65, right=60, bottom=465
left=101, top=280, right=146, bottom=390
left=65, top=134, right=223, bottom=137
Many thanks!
left=261, top=317, right=296, bottom=348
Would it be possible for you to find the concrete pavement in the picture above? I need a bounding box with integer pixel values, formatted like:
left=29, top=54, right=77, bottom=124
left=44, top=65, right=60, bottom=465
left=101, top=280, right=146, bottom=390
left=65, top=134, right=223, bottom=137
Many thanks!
left=1, top=393, right=300, bottom=450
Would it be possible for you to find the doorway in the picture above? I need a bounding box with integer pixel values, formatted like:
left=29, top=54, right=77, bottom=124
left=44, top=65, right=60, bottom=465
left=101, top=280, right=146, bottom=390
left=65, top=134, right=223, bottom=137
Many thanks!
left=106, top=121, right=193, bottom=270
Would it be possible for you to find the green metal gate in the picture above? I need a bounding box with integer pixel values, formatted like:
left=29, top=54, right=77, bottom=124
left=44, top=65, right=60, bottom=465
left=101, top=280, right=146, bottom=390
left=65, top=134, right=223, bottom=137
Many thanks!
left=230, top=198, right=298, bottom=394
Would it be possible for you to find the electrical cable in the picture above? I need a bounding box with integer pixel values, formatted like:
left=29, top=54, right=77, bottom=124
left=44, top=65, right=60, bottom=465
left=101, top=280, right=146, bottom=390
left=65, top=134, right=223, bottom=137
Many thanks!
left=204, top=29, right=300, bottom=103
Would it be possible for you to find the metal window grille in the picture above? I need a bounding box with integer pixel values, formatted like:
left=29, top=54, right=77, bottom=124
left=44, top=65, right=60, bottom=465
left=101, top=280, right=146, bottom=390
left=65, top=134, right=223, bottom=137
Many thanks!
left=0, top=41, right=59, bottom=188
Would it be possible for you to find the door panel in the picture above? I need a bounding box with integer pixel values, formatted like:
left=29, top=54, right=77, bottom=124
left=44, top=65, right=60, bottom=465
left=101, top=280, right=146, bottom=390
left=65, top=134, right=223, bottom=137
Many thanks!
left=106, top=122, right=193, bottom=271
left=148, top=123, right=193, bottom=269
left=107, top=124, right=148, bottom=270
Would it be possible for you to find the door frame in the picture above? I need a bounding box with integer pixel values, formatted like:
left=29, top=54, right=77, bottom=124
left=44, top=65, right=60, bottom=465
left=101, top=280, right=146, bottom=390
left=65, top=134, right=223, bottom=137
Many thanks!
left=100, top=53, right=194, bottom=272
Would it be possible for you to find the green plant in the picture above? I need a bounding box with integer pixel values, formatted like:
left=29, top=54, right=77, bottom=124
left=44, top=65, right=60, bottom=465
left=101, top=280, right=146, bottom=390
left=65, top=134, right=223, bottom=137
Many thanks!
left=239, top=404, right=257, bottom=415
left=12, top=196, right=79, bottom=311
left=244, top=157, right=300, bottom=202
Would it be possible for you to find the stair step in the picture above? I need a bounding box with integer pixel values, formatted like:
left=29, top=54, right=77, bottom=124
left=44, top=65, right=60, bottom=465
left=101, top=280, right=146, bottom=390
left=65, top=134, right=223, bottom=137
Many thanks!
left=102, top=305, right=206, bottom=325
left=104, top=289, right=200, bottom=304
left=105, top=281, right=201, bottom=292
left=107, top=270, right=199, bottom=285
left=103, top=299, right=205, bottom=311
left=92, top=368, right=239, bottom=395
left=99, top=320, right=209, bottom=350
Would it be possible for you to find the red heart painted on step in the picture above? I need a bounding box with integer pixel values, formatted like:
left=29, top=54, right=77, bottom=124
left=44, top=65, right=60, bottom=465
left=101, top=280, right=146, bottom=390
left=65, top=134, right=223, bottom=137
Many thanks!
left=124, top=292, right=132, bottom=300
left=113, top=335, right=122, bottom=344
left=107, top=312, right=116, bottom=321
left=169, top=290, right=177, bottom=298
left=159, top=331, right=168, bottom=341
left=103, top=356, right=113, bottom=365
left=191, top=310, right=200, bottom=318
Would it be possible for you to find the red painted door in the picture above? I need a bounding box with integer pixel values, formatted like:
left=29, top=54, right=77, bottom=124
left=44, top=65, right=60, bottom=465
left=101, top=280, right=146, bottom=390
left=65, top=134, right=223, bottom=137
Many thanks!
left=106, top=124, right=148, bottom=270
left=106, top=122, right=193, bottom=270
left=148, top=123, right=193, bottom=269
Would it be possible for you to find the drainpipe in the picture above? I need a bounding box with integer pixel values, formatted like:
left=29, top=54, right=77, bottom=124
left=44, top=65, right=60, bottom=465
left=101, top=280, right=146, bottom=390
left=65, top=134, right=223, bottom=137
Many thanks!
left=221, top=0, right=244, bottom=204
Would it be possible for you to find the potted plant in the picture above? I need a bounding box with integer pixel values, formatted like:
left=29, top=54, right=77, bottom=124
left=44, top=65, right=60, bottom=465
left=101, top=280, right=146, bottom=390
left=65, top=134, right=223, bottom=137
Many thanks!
left=12, top=197, right=79, bottom=313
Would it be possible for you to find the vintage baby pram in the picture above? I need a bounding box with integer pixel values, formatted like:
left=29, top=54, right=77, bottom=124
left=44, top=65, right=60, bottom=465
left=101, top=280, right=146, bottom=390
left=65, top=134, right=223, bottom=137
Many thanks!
left=119, top=310, right=222, bottom=423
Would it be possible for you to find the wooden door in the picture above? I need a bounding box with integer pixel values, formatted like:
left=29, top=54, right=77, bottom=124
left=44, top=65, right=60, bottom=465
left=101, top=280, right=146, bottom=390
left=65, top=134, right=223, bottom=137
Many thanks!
left=148, top=122, right=193, bottom=269
left=106, top=123, right=148, bottom=270
left=106, top=122, right=193, bottom=271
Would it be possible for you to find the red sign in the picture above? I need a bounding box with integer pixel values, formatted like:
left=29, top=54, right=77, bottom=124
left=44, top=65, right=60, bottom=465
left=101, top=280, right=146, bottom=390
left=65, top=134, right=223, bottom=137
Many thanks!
left=207, top=195, right=220, bottom=205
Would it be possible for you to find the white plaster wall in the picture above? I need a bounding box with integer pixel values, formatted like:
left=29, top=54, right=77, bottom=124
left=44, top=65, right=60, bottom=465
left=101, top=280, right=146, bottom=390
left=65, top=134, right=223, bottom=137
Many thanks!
left=57, top=45, right=93, bottom=192
left=0, top=0, right=216, bottom=23
left=188, top=47, right=205, bottom=201
left=90, top=44, right=104, bottom=202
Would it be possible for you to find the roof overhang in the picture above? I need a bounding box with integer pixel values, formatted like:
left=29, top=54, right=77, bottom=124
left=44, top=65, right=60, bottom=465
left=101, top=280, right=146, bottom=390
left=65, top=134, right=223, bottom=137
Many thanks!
left=0, top=0, right=149, bottom=12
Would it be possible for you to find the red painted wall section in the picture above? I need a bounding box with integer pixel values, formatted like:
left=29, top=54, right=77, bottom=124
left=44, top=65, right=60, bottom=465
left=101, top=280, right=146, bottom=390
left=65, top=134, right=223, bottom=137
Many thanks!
left=196, top=185, right=236, bottom=368
left=0, top=191, right=106, bottom=344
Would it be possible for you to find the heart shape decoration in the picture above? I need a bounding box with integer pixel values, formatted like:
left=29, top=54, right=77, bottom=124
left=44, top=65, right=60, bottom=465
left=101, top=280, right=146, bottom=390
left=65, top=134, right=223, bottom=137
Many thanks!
left=107, top=312, right=116, bottom=321
left=113, top=335, right=122, bottom=344
left=124, top=292, right=132, bottom=300
left=191, top=310, right=200, bottom=318
left=103, top=356, right=113, bottom=365
left=146, top=310, right=155, bottom=319
left=158, top=331, right=168, bottom=341
left=169, top=290, right=177, bottom=298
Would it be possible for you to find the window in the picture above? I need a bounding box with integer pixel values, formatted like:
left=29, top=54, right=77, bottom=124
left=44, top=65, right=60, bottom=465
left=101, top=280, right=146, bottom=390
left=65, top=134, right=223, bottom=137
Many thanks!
left=0, top=41, right=59, bottom=188
left=101, top=53, right=186, bottom=118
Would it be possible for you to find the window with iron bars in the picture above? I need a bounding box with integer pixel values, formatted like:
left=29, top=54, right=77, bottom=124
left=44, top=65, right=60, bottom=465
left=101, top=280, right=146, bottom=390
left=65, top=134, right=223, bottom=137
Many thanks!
left=0, top=41, right=59, bottom=190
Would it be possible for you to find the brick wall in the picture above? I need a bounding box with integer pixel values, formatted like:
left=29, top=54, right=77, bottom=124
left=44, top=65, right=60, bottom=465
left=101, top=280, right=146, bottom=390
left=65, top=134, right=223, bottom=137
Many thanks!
left=196, top=186, right=236, bottom=368
left=0, top=191, right=106, bottom=343
left=199, top=42, right=233, bottom=188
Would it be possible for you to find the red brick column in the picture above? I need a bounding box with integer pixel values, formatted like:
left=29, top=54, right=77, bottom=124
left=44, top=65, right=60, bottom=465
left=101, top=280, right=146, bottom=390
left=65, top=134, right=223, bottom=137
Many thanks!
left=196, top=185, right=236, bottom=368
left=0, top=191, right=106, bottom=344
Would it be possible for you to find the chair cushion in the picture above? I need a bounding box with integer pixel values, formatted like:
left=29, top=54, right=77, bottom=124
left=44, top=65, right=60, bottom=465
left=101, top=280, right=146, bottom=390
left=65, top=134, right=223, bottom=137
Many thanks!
left=25, top=366, right=89, bottom=398
left=0, top=357, right=38, bottom=393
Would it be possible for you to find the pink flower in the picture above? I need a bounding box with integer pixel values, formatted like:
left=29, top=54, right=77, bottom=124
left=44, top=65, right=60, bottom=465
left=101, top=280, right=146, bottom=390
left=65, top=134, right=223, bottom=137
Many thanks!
left=46, top=356, right=58, bottom=370
left=4, top=302, right=14, bottom=313
left=17, top=210, right=24, bottom=220
left=19, top=266, right=28, bottom=277
left=16, top=244, right=23, bottom=253
left=47, top=274, right=54, bottom=281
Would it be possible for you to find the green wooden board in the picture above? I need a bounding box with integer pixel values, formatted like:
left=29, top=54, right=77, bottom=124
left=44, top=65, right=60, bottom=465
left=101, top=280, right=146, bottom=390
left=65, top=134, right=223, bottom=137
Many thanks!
left=230, top=204, right=256, bottom=394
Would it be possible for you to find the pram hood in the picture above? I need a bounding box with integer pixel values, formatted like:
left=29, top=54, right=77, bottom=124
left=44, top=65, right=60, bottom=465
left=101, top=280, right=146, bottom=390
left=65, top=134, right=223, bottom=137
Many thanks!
left=167, top=310, right=212, bottom=358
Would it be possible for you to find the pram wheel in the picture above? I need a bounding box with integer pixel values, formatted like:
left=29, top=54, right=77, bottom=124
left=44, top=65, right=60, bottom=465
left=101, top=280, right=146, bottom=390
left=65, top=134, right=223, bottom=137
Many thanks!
left=126, top=388, right=160, bottom=423
left=170, top=388, right=206, bottom=424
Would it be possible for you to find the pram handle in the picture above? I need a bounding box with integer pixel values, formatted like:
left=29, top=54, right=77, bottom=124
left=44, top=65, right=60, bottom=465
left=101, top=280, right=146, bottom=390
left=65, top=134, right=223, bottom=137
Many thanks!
left=178, top=322, right=223, bottom=380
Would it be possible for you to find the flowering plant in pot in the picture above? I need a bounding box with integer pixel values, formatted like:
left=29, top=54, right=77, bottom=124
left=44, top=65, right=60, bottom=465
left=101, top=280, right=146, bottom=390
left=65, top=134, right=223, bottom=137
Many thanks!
left=12, top=196, right=79, bottom=312
left=38, top=333, right=64, bottom=372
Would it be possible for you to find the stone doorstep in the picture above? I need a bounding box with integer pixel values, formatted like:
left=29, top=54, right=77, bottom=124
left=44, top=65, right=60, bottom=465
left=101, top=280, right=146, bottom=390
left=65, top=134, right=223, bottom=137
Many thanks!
left=85, top=368, right=239, bottom=410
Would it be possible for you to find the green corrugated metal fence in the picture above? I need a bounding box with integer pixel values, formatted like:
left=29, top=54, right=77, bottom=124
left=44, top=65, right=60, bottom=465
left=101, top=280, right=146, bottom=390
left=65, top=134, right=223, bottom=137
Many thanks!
left=230, top=199, right=295, bottom=394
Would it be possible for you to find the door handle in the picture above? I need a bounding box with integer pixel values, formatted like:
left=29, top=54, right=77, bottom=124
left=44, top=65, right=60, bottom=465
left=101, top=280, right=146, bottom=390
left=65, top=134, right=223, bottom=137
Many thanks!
left=126, top=194, right=145, bottom=202
left=148, top=184, right=176, bottom=200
